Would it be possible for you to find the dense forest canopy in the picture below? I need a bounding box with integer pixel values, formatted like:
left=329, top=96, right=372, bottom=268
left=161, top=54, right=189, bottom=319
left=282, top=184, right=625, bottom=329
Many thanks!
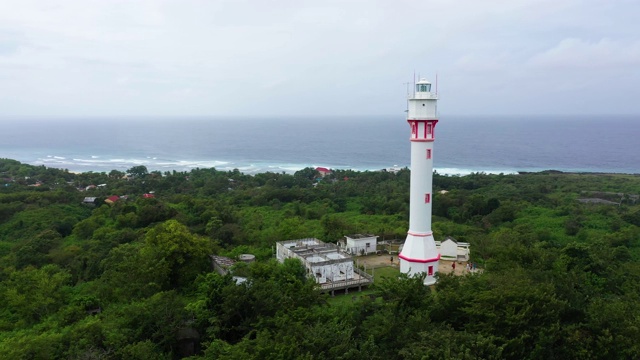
left=1, top=158, right=639, bottom=359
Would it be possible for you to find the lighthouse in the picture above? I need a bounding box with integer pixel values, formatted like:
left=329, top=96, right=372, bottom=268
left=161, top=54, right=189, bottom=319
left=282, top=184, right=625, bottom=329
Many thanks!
left=399, top=78, right=440, bottom=285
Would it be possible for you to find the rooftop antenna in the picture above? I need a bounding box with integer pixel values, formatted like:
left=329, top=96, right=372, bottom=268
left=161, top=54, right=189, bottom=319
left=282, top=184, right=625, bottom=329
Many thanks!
left=413, top=70, right=416, bottom=97
left=404, top=82, right=411, bottom=97
left=403, top=82, right=411, bottom=112
left=435, top=73, right=439, bottom=116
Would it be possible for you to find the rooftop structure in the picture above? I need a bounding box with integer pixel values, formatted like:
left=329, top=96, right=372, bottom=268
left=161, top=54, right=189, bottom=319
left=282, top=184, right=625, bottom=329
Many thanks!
left=210, top=255, right=248, bottom=284
left=210, top=255, right=236, bottom=275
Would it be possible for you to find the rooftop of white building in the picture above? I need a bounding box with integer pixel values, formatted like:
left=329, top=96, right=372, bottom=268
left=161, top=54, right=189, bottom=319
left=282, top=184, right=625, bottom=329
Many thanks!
left=277, top=238, right=351, bottom=264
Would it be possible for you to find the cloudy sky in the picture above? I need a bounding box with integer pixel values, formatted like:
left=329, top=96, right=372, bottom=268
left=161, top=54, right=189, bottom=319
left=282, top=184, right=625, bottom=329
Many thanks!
left=0, top=0, right=637, bottom=118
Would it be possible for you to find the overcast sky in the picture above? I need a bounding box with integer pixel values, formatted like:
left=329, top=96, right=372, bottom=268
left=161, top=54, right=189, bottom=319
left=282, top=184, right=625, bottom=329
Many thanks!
left=0, top=0, right=638, bottom=118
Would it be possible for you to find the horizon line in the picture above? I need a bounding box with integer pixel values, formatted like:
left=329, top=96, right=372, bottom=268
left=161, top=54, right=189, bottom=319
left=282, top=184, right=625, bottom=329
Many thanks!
left=1, top=113, right=639, bottom=120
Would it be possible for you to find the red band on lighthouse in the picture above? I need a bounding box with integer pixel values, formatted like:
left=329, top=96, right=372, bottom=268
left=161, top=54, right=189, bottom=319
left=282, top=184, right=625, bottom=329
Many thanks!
left=398, top=253, right=441, bottom=263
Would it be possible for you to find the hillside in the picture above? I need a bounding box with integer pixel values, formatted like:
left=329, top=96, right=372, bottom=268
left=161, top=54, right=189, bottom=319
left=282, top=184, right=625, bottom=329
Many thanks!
left=1, top=158, right=639, bottom=359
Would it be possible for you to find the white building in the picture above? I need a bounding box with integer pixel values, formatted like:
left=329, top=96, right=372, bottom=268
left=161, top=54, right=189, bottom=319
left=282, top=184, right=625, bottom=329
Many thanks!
left=343, top=234, right=379, bottom=256
left=436, top=237, right=470, bottom=262
left=399, top=78, right=441, bottom=285
left=276, top=238, right=354, bottom=284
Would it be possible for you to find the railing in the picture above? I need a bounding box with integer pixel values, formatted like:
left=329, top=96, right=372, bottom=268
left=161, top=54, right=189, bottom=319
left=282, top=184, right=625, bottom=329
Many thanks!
left=354, top=267, right=374, bottom=281
left=319, top=268, right=374, bottom=290
left=408, top=92, right=438, bottom=100
left=320, top=277, right=372, bottom=290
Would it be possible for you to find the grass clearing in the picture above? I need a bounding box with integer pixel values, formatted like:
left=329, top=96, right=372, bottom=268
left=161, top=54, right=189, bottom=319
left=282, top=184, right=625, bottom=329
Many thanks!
left=367, top=266, right=400, bottom=282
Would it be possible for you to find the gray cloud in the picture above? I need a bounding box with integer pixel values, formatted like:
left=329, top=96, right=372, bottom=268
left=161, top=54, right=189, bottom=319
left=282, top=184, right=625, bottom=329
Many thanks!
left=0, top=0, right=637, bottom=117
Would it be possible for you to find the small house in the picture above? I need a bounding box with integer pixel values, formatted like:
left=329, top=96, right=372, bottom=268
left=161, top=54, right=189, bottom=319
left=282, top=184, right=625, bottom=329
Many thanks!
left=316, top=167, right=332, bottom=177
left=83, top=197, right=97, bottom=204
left=387, top=165, right=402, bottom=174
left=344, top=234, right=379, bottom=256
left=437, top=236, right=470, bottom=262
left=104, top=195, right=120, bottom=205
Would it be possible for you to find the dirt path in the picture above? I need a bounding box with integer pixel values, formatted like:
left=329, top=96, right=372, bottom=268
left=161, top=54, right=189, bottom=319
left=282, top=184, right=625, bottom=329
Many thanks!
left=440, top=260, right=479, bottom=275
left=355, top=254, right=400, bottom=270
left=355, top=254, right=479, bottom=276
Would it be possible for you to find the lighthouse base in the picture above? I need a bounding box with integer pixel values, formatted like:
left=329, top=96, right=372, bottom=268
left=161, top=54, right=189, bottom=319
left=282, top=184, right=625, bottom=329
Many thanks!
left=399, top=233, right=440, bottom=285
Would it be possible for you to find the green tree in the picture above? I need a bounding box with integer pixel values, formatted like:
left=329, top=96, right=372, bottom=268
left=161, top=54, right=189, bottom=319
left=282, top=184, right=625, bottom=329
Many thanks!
left=1, top=265, right=71, bottom=327
left=142, top=220, right=211, bottom=287
left=99, top=243, right=170, bottom=302
left=108, top=169, right=125, bottom=180
left=127, top=165, right=149, bottom=178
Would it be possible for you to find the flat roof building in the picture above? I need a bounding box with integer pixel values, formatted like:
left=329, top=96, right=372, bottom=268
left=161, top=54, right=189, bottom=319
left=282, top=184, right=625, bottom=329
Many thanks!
left=342, top=234, right=379, bottom=256
left=276, top=238, right=372, bottom=295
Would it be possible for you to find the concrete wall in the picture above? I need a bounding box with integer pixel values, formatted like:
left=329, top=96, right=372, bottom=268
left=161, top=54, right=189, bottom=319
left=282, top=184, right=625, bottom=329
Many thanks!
left=277, top=239, right=357, bottom=284
left=440, top=239, right=459, bottom=259
left=345, top=237, right=377, bottom=255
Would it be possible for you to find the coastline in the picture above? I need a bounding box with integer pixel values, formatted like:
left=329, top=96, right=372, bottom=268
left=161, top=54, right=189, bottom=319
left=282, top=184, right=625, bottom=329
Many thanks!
left=518, top=170, right=640, bottom=176
left=3, top=157, right=638, bottom=177
left=2, top=115, right=639, bottom=177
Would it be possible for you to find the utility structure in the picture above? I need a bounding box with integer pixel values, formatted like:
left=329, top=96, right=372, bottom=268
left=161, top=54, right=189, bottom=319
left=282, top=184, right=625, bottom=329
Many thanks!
left=399, top=78, right=440, bottom=285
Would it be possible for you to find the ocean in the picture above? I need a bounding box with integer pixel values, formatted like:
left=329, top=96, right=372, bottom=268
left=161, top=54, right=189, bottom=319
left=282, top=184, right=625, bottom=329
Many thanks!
left=1, top=115, right=638, bottom=175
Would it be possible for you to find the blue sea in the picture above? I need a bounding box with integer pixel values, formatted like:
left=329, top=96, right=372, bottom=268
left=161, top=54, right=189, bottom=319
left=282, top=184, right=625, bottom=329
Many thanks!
left=0, top=115, right=638, bottom=175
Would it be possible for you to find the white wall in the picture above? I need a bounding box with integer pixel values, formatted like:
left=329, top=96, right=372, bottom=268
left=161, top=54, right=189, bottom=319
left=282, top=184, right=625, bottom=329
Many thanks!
left=346, top=237, right=377, bottom=255
left=276, top=240, right=357, bottom=284
left=308, top=260, right=355, bottom=284
left=408, top=99, right=437, bottom=119
left=440, top=239, right=459, bottom=258
left=310, top=265, right=327, bottom=283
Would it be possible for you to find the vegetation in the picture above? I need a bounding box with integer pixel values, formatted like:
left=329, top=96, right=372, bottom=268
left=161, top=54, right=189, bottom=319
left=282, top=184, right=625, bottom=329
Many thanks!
left=1, top=158, right=640, bottom=359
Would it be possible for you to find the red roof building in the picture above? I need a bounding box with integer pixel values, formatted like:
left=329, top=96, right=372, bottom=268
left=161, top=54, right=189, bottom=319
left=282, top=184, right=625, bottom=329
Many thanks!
left=316, top=167, right=332, bottom=176
left=104, top=195, right=120, bottom=204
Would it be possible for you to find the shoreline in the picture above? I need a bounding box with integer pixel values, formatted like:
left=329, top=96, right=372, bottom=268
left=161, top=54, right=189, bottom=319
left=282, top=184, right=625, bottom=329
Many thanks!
left=518, top=170, right=640, bottom=176
left=3, top=158, right=638, bottom=177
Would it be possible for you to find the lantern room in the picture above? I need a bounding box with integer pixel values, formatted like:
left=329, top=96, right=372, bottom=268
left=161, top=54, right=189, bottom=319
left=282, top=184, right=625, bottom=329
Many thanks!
left=416, top=80, right=431, bottom=93
left=408, top=78, right=438, bottom=119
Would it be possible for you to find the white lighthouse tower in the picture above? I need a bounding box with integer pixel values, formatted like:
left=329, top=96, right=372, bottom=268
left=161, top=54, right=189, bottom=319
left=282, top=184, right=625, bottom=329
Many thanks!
left=399, top=78, right=440, bottom=285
